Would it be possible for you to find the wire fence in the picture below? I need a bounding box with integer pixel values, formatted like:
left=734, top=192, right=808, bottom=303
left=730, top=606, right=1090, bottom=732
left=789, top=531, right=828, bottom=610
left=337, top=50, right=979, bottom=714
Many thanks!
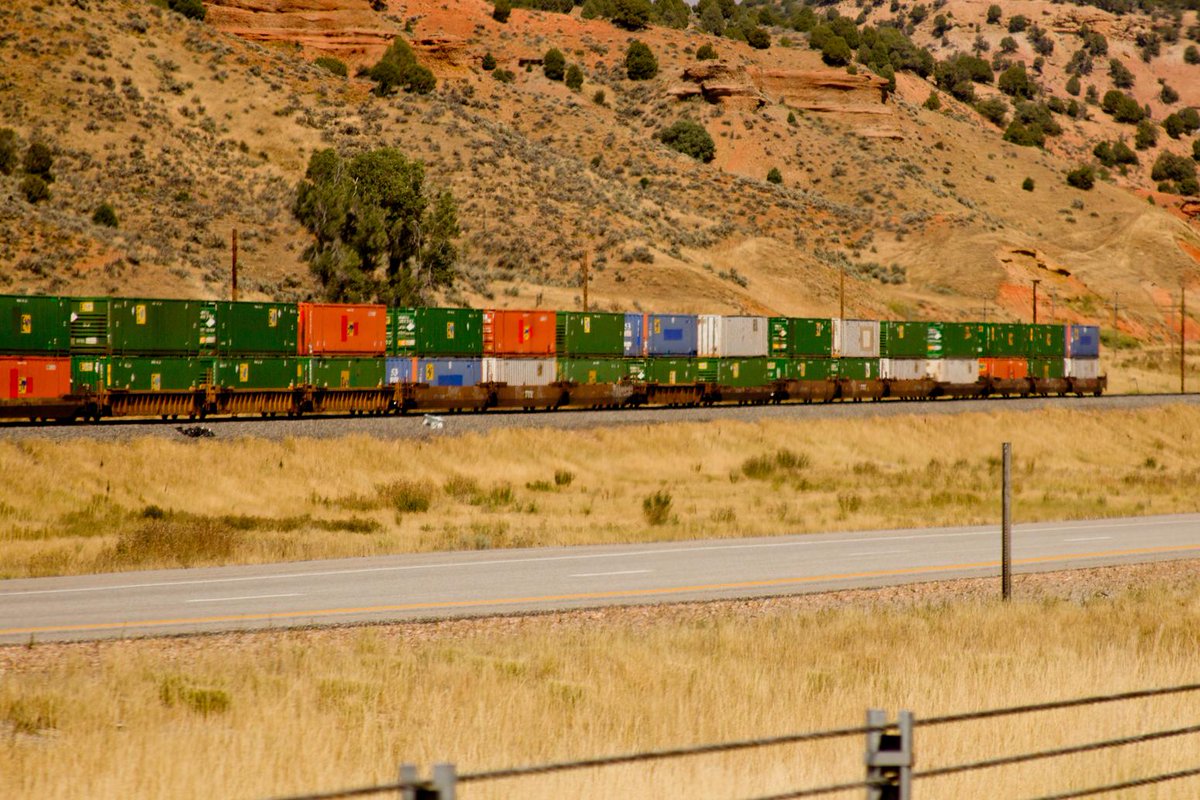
left=268, top=682, right=1200, bottom=800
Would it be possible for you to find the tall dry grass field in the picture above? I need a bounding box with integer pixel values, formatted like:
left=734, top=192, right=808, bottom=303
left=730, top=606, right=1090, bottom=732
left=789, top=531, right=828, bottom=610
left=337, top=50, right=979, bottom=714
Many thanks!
left=1, top=405, right=1199, bottom=577
left=1, top=566, right=1198, bottom=799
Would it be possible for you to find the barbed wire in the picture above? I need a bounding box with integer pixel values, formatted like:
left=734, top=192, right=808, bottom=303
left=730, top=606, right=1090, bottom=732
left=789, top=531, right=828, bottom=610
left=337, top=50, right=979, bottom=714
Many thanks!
left=917, top=681, right=1200, bottom=727
left=264, top=781, right=420, bottom=800
left=735, top=777, right=887, bottom=800
left=1028, top=765, right=1200, bottom=799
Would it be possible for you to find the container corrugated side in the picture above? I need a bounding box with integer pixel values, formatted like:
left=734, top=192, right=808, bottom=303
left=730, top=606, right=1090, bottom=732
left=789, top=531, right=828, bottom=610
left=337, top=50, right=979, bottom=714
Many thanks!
left=645, top=314, right=698, bottom=356
left=557, top=358, right=630, bottom=384
left=768, top=317, right=791, bottom=357
left=394, top=308, right=484, bottom=356
left=1067, top=325, right=1100, bottom=358
left=1064, top=358, right=1100, bottom=379
left=714, top=357, right=784, bottom=387
left=71, top=356, right=107, bottom=393
left=790, top=358, right=834, bottom=380
left=792, top=318, right=834, bottom=356
left=833, top=320, right=880, bottom=358
left=879, top=322, right=932, bottom=358
left=1028, top=324, right=1066, bottom=358
left=308, top=357, right=385, bottom=388
left=0, top=356, right=72, bottom=399
left=623, top=313, right=645, bottom=357
left=0, top=295, right=69, bottom=354
left=979, top=357, right=1028, bottom=380
left=215, top=357, right=306, bottom=389
left=389, top=357, right=481, bottom=387
left=644, top=357, right=696, bottom=384
left=555, top=312, right=624, bottom=356
left=109, top=299, right=216, bottom=355
left=880, top=358, right=930, bottom=380
left=697, top=315, right=768, bottom=357
left=481, top=357, right=556, bottom=386
left=299, top=303, right=388, bottom=356
left=930, top=323, right=985, bottom=358
left=215, top=301, right=298, bottom=355
left=832, top=358, right=879, bottom=380
left=105, top=357, right=214, bottom=391
left=1027, top=358, right=1065, bottom=380
left=482, top=310, right=556, bottom=355
left=929, top=358, right=979, bottom=384
left=986, top=323, right=1026, bottom=357
left=69, top=297, right=110, bottom=353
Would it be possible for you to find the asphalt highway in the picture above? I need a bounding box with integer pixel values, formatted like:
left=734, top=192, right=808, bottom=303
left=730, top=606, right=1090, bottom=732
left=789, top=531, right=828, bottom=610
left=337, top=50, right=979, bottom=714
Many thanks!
left=2, top=513, right=1198, bottom=643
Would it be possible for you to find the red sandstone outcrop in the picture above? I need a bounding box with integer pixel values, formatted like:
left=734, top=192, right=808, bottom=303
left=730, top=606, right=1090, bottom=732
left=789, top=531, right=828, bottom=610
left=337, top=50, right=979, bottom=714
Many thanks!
left=205, top=0, right=396, bottom=64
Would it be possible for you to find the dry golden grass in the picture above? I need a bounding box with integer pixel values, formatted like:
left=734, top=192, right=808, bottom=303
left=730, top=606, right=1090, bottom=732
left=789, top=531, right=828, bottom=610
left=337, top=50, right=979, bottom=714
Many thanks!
left=2, top=564, right=1199, bottom=799
left=2, top=405, right=1200, bottom=578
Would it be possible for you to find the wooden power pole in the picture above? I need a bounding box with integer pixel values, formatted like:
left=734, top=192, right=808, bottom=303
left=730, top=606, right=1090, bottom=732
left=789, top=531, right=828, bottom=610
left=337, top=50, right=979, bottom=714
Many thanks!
left=231, top=229, right=239, bottom=302
left=1031, top=279, right=1041, bottom=324
left=1182, top=283, right=1187, bottom=395
left=582, top=250, right=589, bottom=312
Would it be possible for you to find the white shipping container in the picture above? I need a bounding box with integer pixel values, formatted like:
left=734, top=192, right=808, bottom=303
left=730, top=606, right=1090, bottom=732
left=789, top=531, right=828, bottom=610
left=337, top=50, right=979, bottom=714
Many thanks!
left=929, top=358, right=980, bottom=384
left=833, top=319, right=881, bottom=358
left=696, top=315, right=769, bottom=357
left=1064, top=358, right=1100, bottom=379
left=880, top=358, right=931, bottom=380
left=481, top=357, right=557, bottom=386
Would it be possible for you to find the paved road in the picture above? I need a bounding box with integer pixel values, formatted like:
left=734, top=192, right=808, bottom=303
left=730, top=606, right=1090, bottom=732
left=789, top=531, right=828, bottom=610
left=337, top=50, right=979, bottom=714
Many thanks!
left=2, top=514, right=1198, bottom=643
left=1, top=393, right=1196, bottom=442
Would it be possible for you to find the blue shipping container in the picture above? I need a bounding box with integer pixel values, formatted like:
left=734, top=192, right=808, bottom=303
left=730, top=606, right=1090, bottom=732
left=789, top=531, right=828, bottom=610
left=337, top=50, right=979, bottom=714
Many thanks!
left=623, top=313, right=645, bottom=357
left=386, top=357, right=481, bottom=387
left=645, top=314, right=698, bottom=356
left=1067, top=325, right=1100, bottom=358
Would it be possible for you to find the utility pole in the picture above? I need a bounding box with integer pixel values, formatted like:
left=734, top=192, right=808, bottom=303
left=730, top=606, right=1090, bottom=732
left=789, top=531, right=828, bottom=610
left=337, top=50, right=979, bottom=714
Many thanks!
left=1031, top=279, right=1041, bottom=324
left=1182, top=283, right=1187, bottom=395
left=582, top=250, right=589, bottom=312
left=231, top=229, right=239, bottom=302
left=1001, top=442, right=1012, bottom=602
left=839, top=264, right=845, bottom=319
left=1112, top=292, right=1120, bottom=330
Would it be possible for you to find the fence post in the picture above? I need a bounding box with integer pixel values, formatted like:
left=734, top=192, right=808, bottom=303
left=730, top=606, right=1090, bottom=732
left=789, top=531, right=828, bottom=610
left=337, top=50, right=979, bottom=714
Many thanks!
left=1002, top=442, right=1012, bottom=601
left=431, top=763, right=457, bottom=800
left=865, top=709, right=913, bottom=800
left=399, top=763, right=418, bottom=800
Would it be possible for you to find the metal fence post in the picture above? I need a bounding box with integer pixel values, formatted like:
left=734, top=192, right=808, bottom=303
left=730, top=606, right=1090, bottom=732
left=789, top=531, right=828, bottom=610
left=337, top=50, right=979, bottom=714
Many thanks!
left=1002, top=442, right=1012, bottom=601
left=399, top=763, right=419, bottom=800
left=865, top=709, right=913, bottom=800
left=431, top=763, right=457, bottom=800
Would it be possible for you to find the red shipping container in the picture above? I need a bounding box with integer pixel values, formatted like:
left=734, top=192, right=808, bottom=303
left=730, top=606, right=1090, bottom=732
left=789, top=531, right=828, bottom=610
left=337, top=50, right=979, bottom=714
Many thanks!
left=978, top=357, right=1029, bottom=380
left=0, top=356, right=72, bottom=400
left=298, top=303, right=387, bottom=355
left=482, top=310, right=557, bottom=355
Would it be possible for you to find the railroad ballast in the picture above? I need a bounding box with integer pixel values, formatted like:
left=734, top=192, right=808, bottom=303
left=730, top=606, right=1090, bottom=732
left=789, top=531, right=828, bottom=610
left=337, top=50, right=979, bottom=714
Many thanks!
left=0, top=294, right=1104, bottom=421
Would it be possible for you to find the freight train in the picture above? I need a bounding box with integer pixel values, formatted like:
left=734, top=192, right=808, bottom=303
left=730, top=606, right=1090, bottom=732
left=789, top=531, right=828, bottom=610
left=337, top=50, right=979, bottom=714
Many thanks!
left=0, top=295, right=1104, bottom=423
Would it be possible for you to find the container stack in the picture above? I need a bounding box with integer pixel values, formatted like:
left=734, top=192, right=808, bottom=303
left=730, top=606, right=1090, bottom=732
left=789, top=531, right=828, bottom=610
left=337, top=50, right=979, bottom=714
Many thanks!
left=0, top=295, right=71, bottom=400
left=1064, top=324, right=1101, bottom=379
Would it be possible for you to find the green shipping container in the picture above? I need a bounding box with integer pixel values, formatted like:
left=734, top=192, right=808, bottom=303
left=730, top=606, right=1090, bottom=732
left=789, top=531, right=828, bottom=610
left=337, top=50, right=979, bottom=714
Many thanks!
left=391, top=308, right=484, bottom=356
left=792, top=318, right=834, bottom=357
left=832, top=358, right=880, bottom=380
left=0, top=295, right=69, bottom=354
left=69, top=297, right=110, bottom=353
left=108, top=299, right=216, bottom=355
left=768, top=317, right=791, bottom=357
left=1027, top=357, right=1065, bottom=379
left=715, top=358, right=787, bottom=387
left=557, top=358, right=630, bottom=384
left=986, top=323, right=1026, bottom=357
left=309, top=357, right=385, bottom=389
left=556, top=311, right=625, bottom=356
left=71, top=356, right=107, bottom=393
left=216, top=302, right=298, bottom=355
left=1028, top=324, right=1066, bottom=358
left=105, top=357, right=214, bottom=391
left=880, top=321, right=933, bottom=358
left=789, top=358, right=834, bottom=381
left=645, top=358, right=697, bottom=385
left=215, top=357, right=307, bottom=389
left=929, top=322, right=985, bottom=358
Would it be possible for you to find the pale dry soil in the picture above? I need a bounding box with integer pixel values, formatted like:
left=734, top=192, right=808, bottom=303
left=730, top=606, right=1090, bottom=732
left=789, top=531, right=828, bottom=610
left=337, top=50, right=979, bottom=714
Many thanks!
left=2, top=560, right=1199, bottom=799
left=1, top=405, right=1199, bottom=578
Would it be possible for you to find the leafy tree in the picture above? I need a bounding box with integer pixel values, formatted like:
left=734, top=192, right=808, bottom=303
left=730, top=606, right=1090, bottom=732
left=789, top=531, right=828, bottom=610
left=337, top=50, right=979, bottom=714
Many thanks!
left=314, top=57, right=348, bottom=77
left=1093, top=139, right=1137, bottom=167
left=932, top=14, right=951, bottom=37
left=1194, top=139, right=1200, bottom=162
left=493, top=0, right=511, bottom=23
left=653, top=0, right=690, bottom=29
left=699, top=2, right=725, bottom=35
left=998, top=64, right=1036, bottom=99
left=20, top=175, right=49, bottom=204
left=368, top=37, right=435, bottom=95
left=655, top=119, right=715, bottom=162
left=481, top=52, right=497, bottom=71
left=1151, top=151, right=1196, bottom=183
left=986, top=4, right=1002, bottom=24
left=0, top=128, right=17, bottom=176
left=976, top=96, right=1008, bottom=126
left=828, top=16, right=861, bottom=49
left=1004, top=119, right=1044, bottom=147
left=1186, top=45, right=1200, bottom=65
left=923, top=91, right=942, bottom=110
left=92, top=203, right=118, bottom=228
left=1022, top=177, right=1035, bottom=191
left=696, top=43, right=717, bottom=61
left=745, top=25, right=771, bottom=50
left=1109, top=58, right=1134, bottom=89
left=1160, top=82, right=1179, bottom=104
left=565, top=64, right=583, bottom=91
left=1066, top=75, right=1081, bottom=96
left=766, top=167, right=782, bottom=184
left=1101, top=90, right=1145, bottom=124
left=592, top=88, right=606, bottom=105
left=167, top=0, right=205, bottom=21
left=1134, top=119, right=1157, bottom=150
left=611, top=0, right=653, bottom=30
left=23, top=142, right=53, bottom=181
left=999, top=36, right=1018, bottom=54
left=1179, top=108, right=1200, bottom=134
left=1164, top=113, right=1186, bottom=139
left=543, top=48, right=565, bottom=81
left=1008, top=15, right=1028, bottom=33
left=1065, top=165, right=1095, bottom=190
left=492, top=68, right=515, bottom=83
left=625, top=40, right=658, bottom=80
left=292, top=148, right=460, bottom=305
left=820, top=34, right=852, bottom=66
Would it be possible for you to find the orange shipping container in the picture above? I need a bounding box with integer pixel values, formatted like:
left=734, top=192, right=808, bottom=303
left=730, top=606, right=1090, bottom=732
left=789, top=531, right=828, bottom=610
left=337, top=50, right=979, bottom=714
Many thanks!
left=298, top=303, right=387, bottom=355
left=978, top=357, right=1028, bottom=380
left=0, top=356, right=72, bottom=399
left=482, top=310, right=557, bottom=355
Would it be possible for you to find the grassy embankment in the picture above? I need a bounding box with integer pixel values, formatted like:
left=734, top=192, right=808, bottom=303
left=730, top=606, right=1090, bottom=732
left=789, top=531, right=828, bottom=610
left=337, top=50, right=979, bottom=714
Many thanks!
left=0, top=405, right=1198, bottom=578
left=2, top=565, right=1199, bottom=799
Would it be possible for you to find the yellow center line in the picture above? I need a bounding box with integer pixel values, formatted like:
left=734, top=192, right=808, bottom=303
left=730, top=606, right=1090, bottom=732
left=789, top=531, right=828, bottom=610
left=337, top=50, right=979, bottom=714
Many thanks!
left=3, top=543, right=1199, bottom=637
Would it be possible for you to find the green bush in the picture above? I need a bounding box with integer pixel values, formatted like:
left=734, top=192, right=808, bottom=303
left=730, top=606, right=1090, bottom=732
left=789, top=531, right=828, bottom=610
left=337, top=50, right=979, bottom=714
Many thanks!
left=1151, top=151, right=1197, bottom=184
left=1163, top=112, right=1186, bottom=139
left=997, top=64, right=1036, bottom=99
left=655, top=119, right=715, bottom=162
left=1134, top=119, right=1157, bottom=150
left=1109, top=58, right=1134, bottom=89
left=1186, top=45, right=1200, bottom=65
left=696, top=43, right=717, bottom=61
left=767, top=167, right=782, bottom=184
left=923, top=91, right=941, bottom=110
left=493, top=0, right=511, bottom=23
left=1022, top=177, right=1034, bottom=191
left=23, top=142, right=53, bottom=180
left=642, top=490, right=672, bottom=526
left=543, top=48, right=565, bottom=81
left=166, top=0, right=205, bottom=21
left=1100, top=90, right=1144, bottom=123
left=1065, top=75, right=1081, bottom=96
left=314, top=56, right=347, bottom=77
left=592, top=88, right=606, bottom=105
left=92, top=203, right=118, bottom=228
left=492, top=68, right=515, bottom=83
left=820, top=35, right=852, bottom=66
left=986, top=4, right=1002, bottom=24
left=745, top=25, right=771, bottom=50
left=625, top=40, right=658, bottom=80
left=481, top=52, right=496, bottom=71
left=368, top=37, right=435, bottom=95
left=1007, top=14, right=1028, bottom=33
left=20, top=175, right=49, bottom=204
left=565, top=64, right=583, bottom=91
left=1066, top=164, right=1095, bottom=190
left=1160, top=82, right=1179, bottom=105
left=0, top=128, right=17, bottom=175
left=610, top=0, right=652, bottom=30
left=975, top=96, right=1008, bottom=126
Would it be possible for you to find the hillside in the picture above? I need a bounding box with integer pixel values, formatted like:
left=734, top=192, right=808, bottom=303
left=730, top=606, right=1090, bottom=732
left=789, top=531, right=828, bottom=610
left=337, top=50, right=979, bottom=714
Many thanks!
left=0, top=0, right=1198, bottom=343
